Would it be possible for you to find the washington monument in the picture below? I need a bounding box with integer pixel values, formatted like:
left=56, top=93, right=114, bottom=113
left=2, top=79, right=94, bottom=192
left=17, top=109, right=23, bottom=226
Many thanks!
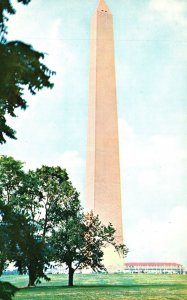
left=86, top=0, right=124, bottom=271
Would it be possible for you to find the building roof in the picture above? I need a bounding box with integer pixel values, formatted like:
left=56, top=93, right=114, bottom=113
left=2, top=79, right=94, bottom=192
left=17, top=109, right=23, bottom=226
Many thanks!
left=124, top=262, right=183, bottom=267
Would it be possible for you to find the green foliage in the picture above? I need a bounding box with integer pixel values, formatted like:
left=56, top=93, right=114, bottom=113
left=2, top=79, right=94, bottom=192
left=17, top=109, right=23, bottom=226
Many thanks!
left=13, top=235, right=50, bottom=287
left=0, top=0, right=55, bottom=144
left=0, top=198, right=31, bottom=278
left=51, top=211, right=128, bottom=286
left=0, top=156, right=50, bottom=286
left=0, top=0, right=31, bottom=42
left=0, top=156, right=82, bottom=287
left=0, top=155, right=128, bottom=289
left=0, top=199, right=11, bottom=275
left=0, top=197, right=49, bottom=287
left=11, top=165, right=79, bottom=286
left=0, top=281, right=18, bottom=300
left=0, top=204, right=10, bottom=276
left=0, top=156, right=25, bottom=204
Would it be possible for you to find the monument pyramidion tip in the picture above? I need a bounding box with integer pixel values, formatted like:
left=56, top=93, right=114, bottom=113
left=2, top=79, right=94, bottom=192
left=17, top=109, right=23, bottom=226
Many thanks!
left=96, top=0, right=112, bottom=14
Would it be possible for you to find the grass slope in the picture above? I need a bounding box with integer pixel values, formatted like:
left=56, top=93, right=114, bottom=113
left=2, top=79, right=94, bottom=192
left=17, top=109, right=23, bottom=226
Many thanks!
left=1, top=273, right=187, bottom=300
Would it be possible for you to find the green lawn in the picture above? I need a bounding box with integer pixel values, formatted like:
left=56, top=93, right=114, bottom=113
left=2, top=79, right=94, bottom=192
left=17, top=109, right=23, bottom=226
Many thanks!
left=1, top=273, right=187, bottom=300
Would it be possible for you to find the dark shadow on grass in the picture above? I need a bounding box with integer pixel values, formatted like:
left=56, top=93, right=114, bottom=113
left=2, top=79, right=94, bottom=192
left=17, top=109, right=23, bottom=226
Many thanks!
left=0, top=281, right=19, bottom=300
left=19, top=283, right=187, bottom=291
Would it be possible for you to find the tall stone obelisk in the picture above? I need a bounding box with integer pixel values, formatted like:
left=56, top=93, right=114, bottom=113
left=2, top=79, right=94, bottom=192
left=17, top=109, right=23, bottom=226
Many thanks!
left=86, top=0, right=124, bottom=271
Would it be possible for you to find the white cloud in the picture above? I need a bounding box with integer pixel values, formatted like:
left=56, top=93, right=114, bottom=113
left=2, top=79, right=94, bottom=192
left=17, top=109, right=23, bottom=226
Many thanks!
left=119, top=119, right=187, bottom=193
left=119, top=119, right=186, bottom=168
left=119, top=119, right=187, bottom=266
left=149, top=0, right=187, bottom=27
left=45, top=19, right=78, bottom=74
left=126, top=205, right=187, bottom=268
left=137, top=170, right=159, bottom=190
left=57, top=151, right=85, bottom=197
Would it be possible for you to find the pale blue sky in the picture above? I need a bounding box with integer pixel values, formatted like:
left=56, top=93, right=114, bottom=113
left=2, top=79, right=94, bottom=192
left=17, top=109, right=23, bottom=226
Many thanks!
left=1, top=0, right=187, bottom=267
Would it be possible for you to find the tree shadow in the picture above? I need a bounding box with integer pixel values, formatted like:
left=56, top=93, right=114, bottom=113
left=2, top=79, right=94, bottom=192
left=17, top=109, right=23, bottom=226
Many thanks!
left=21, top=282, right=185, bottom=290
left=0, top=281, right=19, bottom=300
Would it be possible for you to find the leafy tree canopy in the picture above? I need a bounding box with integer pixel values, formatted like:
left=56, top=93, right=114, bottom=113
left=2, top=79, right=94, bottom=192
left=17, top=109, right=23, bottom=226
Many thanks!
left=0, top=156, right=50, bottom=286
left=51, top=211, right=128, bottom=286
left=0, top=156, right=129, bottom=288
left=0, top=156, right=82, bottom=287
left=0, top=0, right=32, bottom=42
left=0, top=281, right=19, bottom=300
left=0, top=155, right=25, bottom=204
left=0, top=0, right=55, bottom=144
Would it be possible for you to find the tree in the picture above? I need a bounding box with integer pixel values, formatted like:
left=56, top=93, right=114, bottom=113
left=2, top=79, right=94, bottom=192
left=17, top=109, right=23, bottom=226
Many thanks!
left=0, top=156, right=128, bottom=288
left=12, top=220, right=50, bottom=287
left=0, top=0, right=55, bottom=144
left=0, top=200, right=20, bottom=300
left=0, top=0, right=32, bottom=42
left=0, top=281, right=18, bottom=300
left=0, top=196, right=49, bottom=288
left=0, top=156, right=25, bottom=204
left=0, top=200, right=10, bottom=276
left=51, top=210, right=128, bottom=287
left=0, top=156, right=50, bottom=287
left=0, top=156, right=82, bottom=287
left=11, top=165, right=75, bottom=287
left=0, top=199, right=24, bottom=278
left=23, top=165, right=82, bottom=286
left=34, top=166, right=80, bottom=236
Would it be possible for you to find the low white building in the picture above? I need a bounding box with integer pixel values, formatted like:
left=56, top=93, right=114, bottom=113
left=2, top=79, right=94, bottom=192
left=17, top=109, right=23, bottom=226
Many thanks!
left=124, top=262, right=184, bottom=274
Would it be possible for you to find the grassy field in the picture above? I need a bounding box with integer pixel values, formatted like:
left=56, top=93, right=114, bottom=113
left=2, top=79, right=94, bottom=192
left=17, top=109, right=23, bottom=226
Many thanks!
left=1, top=273, right=187, bottom=300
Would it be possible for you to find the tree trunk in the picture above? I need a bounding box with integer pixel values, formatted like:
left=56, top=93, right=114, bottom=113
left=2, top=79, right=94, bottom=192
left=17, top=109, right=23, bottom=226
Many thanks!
left=68, top=267, right=75, bottom=287
left=28, top=267, right=36, bottom=287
